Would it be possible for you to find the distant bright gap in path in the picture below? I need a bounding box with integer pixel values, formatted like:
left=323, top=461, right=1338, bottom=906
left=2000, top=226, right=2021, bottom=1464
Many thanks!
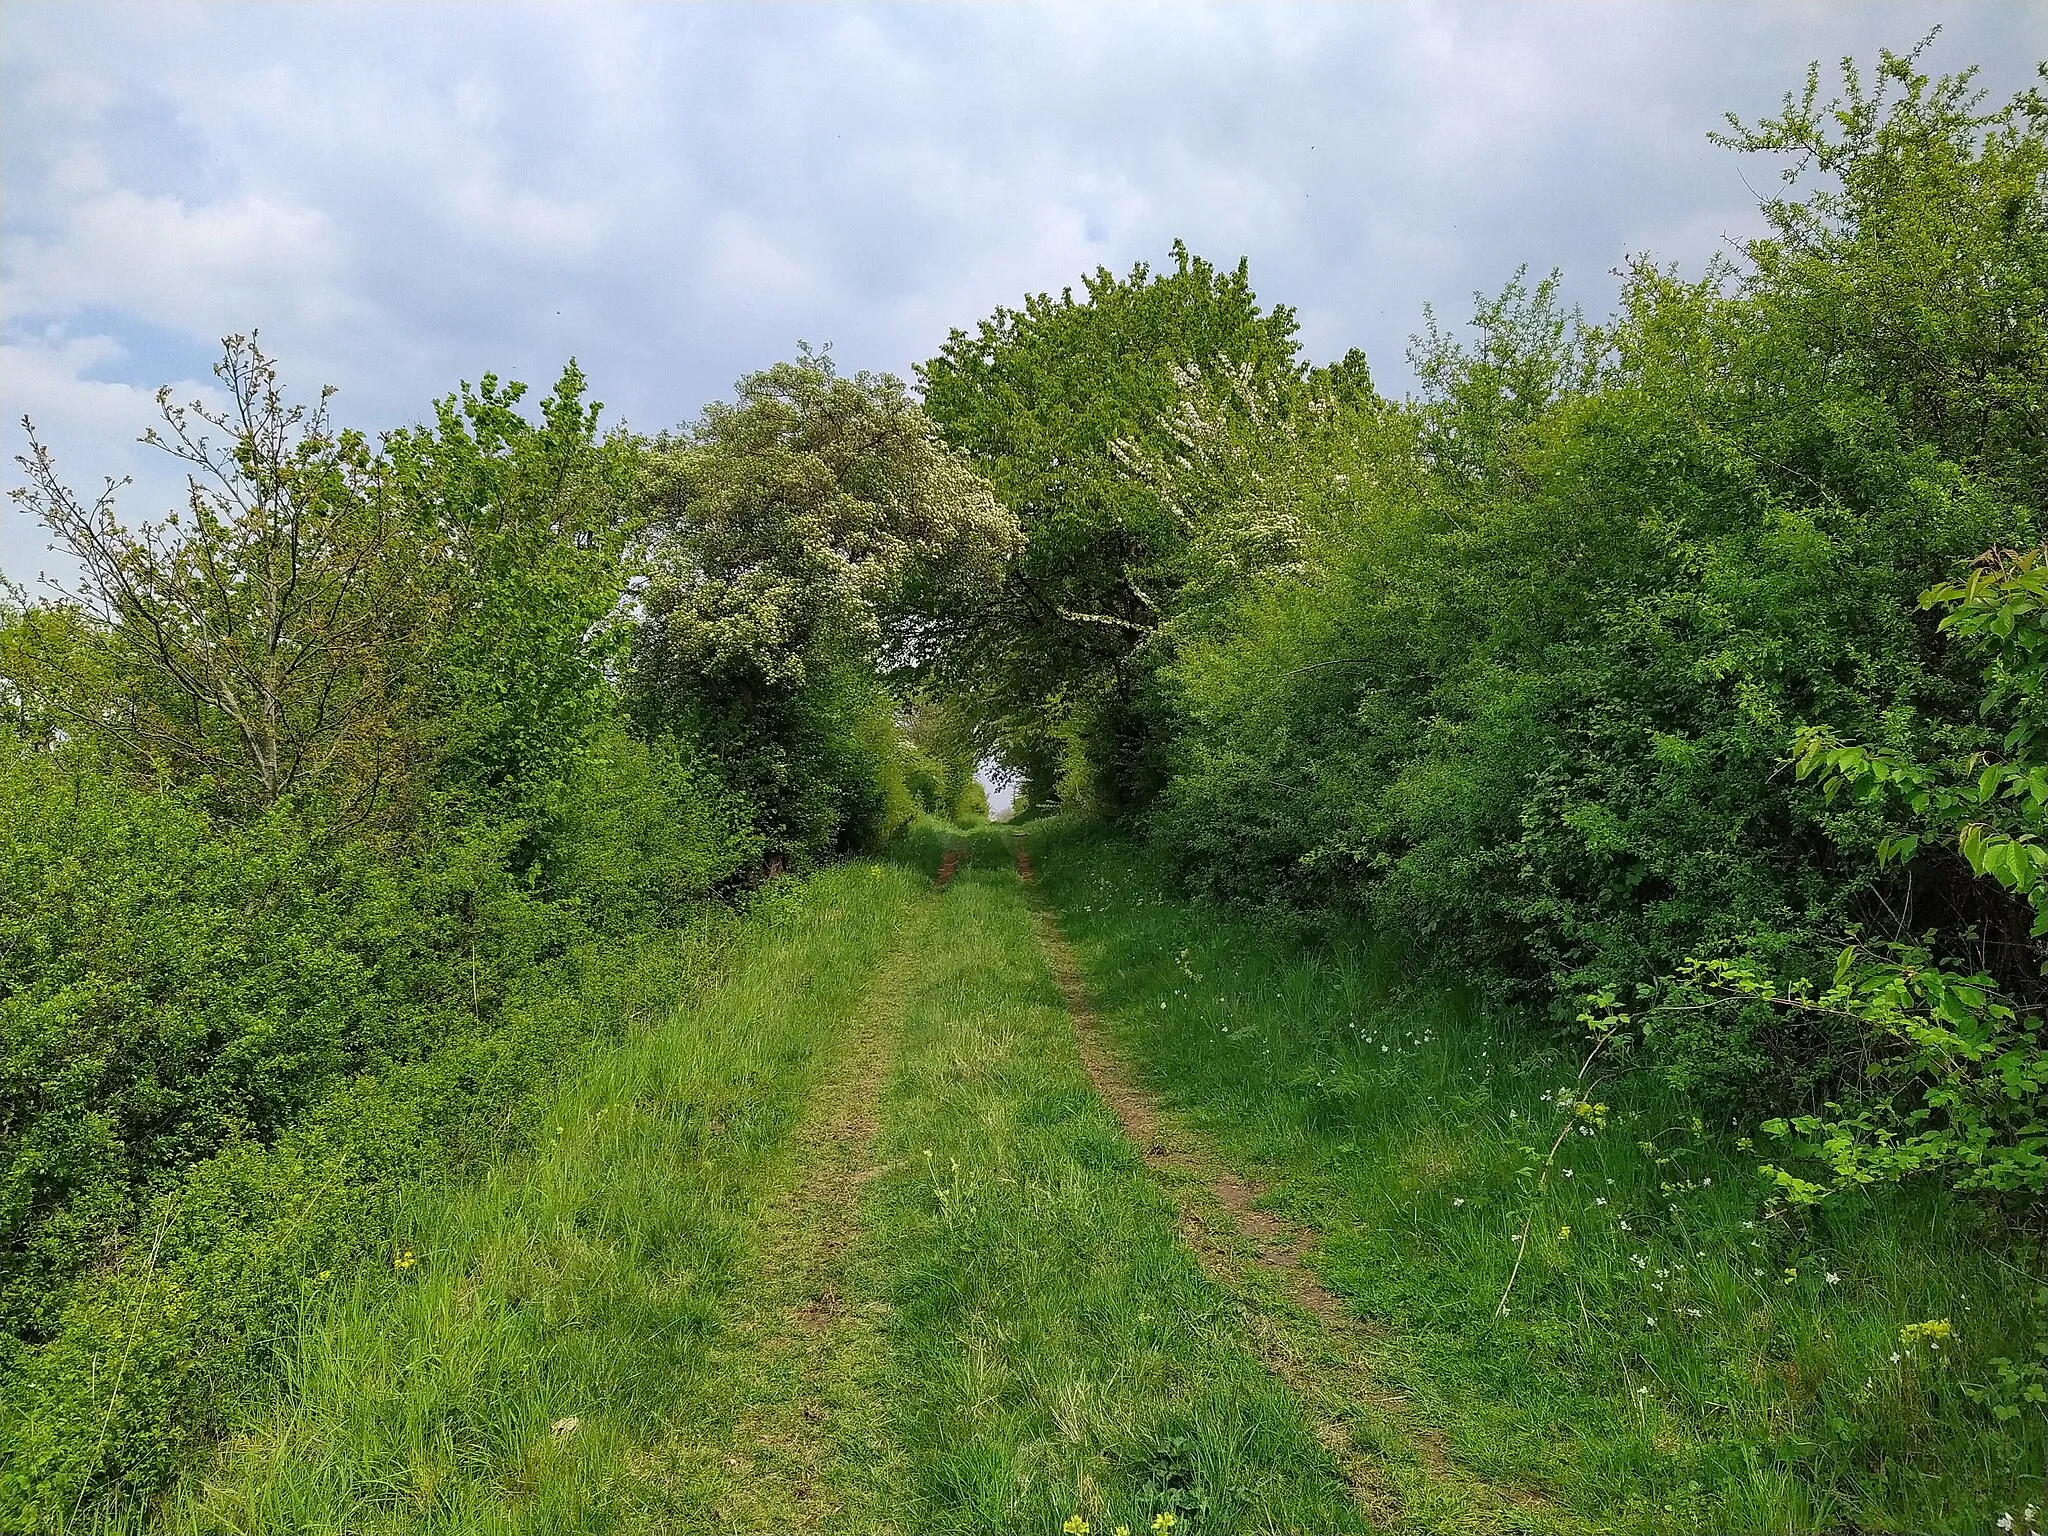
left=978, top=759, right=1016, bottom=821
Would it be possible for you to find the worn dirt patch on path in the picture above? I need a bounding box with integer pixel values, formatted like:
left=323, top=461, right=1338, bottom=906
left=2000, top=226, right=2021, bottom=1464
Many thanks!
left=1012, top=840, right=1567, bottom=1530
left=645, top=907, right=928, bottom=1529
left=934, top=848, right=961, bottom=889
left=1014, top=843, right=1372, bottom=1319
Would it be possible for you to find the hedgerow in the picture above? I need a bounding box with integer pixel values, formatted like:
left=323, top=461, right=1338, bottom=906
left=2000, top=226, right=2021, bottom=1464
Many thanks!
left=927, top=47, right=2048, bottom=1202
left=0, top=338, right=1006, bottom=1524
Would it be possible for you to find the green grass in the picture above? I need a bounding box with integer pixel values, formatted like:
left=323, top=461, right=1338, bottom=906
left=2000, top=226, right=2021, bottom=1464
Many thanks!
left=1020, top=817, right=2045, bottom=1534
left=162, top=831, right=1377, bottom=1535
left=848, top=826, right=1370, bottom=1534
left=133, top=821, right=2044, bottom=1533
left=892, top=813, right=1018, bottom=880
left=160, top=863, right=925, bottom=1533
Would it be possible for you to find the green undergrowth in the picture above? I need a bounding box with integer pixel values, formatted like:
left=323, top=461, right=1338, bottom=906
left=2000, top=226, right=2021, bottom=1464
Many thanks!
left=850, top=827, right=1370, bottom=1534
left=147, top=862, right=922, bottom=1533
left=3, top=911, right=741, bottom=1534
left=1020, top=817, right=2046, bottom=1535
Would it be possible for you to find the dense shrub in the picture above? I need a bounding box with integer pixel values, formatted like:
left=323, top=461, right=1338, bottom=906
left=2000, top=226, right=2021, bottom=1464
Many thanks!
left=0, top=720, right=764, bottom=1518
left=936, top=49, right=2048, bottom=1193
left=539, top=727, right=765, bottom=929
left=1158, top=54, right=2044, bottom=1112
left=0, top=740, right=527, bottom=1354
left=1683, top=549, right=2048, bottom=1201
left=0, top=337, right=982, bottom=1521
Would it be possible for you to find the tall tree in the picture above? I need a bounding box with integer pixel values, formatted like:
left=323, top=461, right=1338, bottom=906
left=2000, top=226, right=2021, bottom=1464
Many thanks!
left=382, top=362, right=638, bottom=822
left=918, top=242, right=1309, bottom=807
left=631, top=348, right=1015, bottom=854
left=8, top=338, right=433, bottom=825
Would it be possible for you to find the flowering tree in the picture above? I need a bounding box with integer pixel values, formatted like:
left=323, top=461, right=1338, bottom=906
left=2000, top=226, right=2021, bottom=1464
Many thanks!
left=630, top=348, right=1016, bottom=852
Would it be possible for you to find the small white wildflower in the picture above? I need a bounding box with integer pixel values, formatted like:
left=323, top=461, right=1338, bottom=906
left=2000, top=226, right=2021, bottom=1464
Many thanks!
left=1645, top=1316, right=1658, bottom=1328
left=1825, top=1271, right=1840, bottom=1285
left=1453, top=1197, right=1465, bottom=1206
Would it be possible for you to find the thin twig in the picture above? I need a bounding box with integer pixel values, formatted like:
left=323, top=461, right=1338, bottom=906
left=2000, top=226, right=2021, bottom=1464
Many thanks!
left=1273, top=656, right=1374, bottom=681
left=74, top=1193, right=180, bottom=1525
left=1496, top=1029, right=1615, bottom=1318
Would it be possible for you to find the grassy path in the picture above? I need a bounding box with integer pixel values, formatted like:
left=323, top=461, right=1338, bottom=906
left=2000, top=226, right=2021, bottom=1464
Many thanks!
left=171, top=833, right=1385, bottom=1533
left=158, top=821, right=2036, bottom=1534
left=166, top=864, right=925, bottom=1533
left=625, top=902, right=929, bottom=1532
left=1014, top=843, right=1571, bottom=1535
left=847, top=833, right=1368, bottom=1534
left=1017, top=819, right=2043, bottom=1535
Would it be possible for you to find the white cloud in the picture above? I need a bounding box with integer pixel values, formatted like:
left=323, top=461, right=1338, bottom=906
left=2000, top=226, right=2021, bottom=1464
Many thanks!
left=4, top=0, right=2044, bottom=584
left=0, top=334, right=222, bottom=592
left=6, top=188, right=351, bottom=330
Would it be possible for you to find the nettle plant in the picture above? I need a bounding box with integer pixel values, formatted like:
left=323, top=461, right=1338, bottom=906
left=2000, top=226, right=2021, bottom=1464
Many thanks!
left=1682, top=547, right=2048, bottom=1202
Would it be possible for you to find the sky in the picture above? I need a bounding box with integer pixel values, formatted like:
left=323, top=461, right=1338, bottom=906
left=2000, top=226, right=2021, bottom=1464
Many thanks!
left=5, top=0, right=2044, bottom=618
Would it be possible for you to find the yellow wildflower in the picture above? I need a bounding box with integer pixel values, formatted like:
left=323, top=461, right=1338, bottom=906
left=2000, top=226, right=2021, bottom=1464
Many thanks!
left=1063, top=1518, right=1090, bottom=1535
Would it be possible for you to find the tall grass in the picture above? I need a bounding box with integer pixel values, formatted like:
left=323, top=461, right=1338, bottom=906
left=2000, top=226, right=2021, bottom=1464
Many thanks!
left=159, top=864, right=920, bottom=1532
left=1023, top=817, right=2044, bottom=1534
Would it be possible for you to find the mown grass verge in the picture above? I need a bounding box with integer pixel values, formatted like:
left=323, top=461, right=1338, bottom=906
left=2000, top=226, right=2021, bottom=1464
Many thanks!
left=1020, top=817, right=2045, bottom=1535
left=145, top=862, right=923, bottom=1533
